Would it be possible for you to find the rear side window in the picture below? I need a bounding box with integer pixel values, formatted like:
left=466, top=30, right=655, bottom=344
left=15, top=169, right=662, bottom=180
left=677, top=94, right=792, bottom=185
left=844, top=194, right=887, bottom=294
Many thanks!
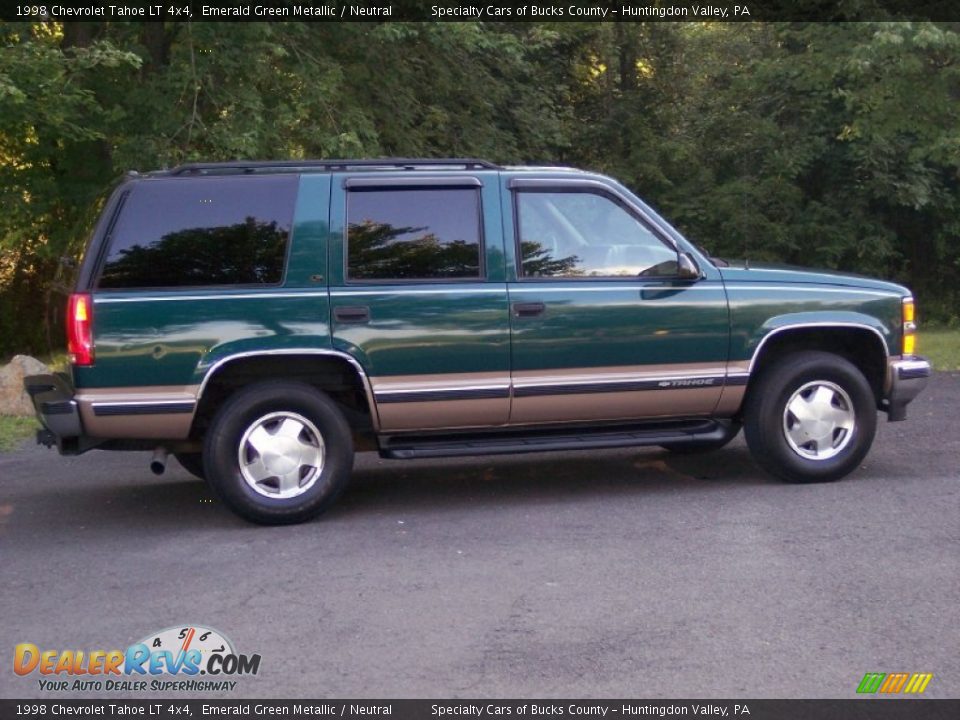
left=97, top=175, right=296, bottom=289
left=346, top=188, right=482, bottom=281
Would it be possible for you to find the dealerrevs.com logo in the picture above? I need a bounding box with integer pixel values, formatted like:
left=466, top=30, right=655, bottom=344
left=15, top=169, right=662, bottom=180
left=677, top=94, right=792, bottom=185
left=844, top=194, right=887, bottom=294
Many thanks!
left=14, top=625, right=260, bottom=692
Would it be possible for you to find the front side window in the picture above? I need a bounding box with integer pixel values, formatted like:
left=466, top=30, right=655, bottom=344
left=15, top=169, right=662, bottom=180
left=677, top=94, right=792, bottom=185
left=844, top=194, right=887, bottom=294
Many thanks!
left=347, top=188, right=482, bottom=281
left=98, top=175, right=296, bottom=289
left=516, top=190, right=678, bottom=278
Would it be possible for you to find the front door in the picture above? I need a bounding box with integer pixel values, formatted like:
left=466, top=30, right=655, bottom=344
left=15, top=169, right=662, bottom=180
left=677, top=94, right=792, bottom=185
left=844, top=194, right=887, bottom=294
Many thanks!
left=504, top=179, right=730, bottom=425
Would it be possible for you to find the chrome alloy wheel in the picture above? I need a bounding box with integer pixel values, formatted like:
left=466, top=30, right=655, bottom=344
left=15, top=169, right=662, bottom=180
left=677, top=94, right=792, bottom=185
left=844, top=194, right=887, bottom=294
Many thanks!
left=237, top=411, right=325, bottom=499
left=782, top=381, right=856, bottom=461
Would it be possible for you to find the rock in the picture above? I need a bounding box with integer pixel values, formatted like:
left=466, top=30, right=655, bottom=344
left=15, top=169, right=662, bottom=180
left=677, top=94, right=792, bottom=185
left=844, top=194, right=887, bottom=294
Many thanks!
left=0, top=355, right=51, bottom=416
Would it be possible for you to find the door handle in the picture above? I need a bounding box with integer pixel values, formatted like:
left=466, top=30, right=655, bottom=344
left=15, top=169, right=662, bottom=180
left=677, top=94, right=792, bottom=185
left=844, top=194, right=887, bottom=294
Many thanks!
left=641, top=288, right=686, bottom=300
left=334, top=305, right=370, bottom=324
left=512, top=302, right=546, bottom=318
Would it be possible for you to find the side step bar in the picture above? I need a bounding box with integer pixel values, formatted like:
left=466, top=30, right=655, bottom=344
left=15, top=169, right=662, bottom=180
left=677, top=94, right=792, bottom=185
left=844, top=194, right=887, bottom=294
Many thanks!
left=380, top=419, right=730, bottom=460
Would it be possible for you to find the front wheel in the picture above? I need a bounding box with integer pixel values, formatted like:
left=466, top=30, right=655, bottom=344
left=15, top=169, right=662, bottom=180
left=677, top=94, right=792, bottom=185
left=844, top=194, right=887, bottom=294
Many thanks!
left=204, top=381, right=354, bottom=525
left=743, top=351, right=877, bottom=483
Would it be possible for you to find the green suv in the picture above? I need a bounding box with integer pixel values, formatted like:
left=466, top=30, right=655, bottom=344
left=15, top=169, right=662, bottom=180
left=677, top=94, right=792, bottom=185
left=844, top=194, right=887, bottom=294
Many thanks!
left=25, top=159, right=931, bottom=524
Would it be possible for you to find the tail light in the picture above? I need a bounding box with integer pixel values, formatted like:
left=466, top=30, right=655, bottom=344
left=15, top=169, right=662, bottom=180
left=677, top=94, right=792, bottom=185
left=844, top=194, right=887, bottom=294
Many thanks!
left=67, top=293, right=94, bottom=366
left=902, top=297, right=916, bottom=356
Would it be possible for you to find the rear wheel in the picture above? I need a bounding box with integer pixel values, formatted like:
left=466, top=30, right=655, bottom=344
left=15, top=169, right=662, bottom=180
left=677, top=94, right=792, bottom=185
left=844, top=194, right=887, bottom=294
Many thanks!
left=743, top=351, right=876, bottom=483
left=204, top=381, right=354, bottom=525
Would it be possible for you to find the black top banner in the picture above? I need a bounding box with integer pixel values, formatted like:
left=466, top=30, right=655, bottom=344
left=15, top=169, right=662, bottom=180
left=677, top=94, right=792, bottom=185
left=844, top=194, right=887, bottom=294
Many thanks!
left=2, top=0, right=960, bottom=23
left=1, top=700, right=960, bottom=720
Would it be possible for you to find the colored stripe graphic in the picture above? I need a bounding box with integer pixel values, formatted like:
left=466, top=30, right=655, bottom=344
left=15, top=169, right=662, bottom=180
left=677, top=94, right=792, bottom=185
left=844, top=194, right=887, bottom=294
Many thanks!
left=880, top=673, right=909, bottom=693
left=857, top=673, right=885, bottom=693
left=904, top=673, right=933, bottom=694
left=857, top=672, right=932, bottom=694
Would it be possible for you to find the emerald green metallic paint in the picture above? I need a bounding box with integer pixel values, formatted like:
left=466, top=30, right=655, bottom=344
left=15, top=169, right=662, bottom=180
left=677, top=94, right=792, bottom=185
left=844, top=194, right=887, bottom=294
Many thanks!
left=720, top=263, right=910, bottom=294
left=284, top=174, right=332, bottom=288
left=76, top=174, right=334, bottom=390
left=498, top=171, right=729, bottom=417
left=73, top=168, right=912, bottom=420
left=327, top=173, right=511, bottom=386
left=80, top=292, right=334, bottom=389
left=329, top=289, right=510, bottom=379
left=719, top=265, right=907, bottom=361
left=506, top=282, right=730, bottom=368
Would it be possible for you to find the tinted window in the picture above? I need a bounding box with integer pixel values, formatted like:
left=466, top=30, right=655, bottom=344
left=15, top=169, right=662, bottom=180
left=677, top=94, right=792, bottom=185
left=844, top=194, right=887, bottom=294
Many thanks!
left=347, top=188, right=482, bottom=281
left=98, top=175, right=296, bottom=288
left=516, top=191, right=678, bottom=278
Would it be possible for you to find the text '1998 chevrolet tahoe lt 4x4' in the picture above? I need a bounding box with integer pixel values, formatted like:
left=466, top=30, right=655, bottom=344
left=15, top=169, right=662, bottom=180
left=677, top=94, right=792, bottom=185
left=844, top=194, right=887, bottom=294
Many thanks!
left=25, top=159, right=931, bottom=524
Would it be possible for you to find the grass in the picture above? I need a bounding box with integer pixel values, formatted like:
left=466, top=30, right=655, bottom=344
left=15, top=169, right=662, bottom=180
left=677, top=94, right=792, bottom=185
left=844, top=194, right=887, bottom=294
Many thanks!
left=0, top=415, right=38, bottom=452
left=0, top=353, right=64, bottom=452
left=0, top=352, right=63, bottom=452
left=920, top=328, right=960, bottom=371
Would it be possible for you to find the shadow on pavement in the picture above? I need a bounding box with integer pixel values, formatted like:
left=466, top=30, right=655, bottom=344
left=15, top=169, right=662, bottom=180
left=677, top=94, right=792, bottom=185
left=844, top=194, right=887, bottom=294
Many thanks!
left=4, top=439, right=899, bottom=530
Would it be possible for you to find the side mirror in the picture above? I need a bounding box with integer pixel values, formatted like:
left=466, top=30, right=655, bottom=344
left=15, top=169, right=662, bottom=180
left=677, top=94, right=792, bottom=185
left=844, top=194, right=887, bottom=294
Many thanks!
left=677, top=252, right=702, bottom=280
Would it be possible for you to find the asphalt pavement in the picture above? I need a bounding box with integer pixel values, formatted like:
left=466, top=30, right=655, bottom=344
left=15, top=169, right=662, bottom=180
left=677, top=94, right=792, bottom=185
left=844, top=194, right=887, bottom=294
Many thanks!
left=1, top=373, right=957, bottom=699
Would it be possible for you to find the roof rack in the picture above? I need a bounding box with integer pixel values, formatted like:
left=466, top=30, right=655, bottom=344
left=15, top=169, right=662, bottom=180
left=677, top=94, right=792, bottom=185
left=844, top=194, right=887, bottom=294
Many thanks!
left=166, top=158, right=501, bottom=176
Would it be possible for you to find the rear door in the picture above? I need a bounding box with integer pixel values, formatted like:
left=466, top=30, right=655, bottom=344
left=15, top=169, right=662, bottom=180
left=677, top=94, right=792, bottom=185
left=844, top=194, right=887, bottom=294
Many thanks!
left=329, top=173, right=510, bottom=432
left=504, top=177, right=730, bottom=425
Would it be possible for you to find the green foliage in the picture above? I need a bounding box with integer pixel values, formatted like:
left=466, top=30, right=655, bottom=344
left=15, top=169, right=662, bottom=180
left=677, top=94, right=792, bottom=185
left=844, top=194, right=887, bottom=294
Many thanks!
left=558, top=22, right=960, bottom=323
left=0, top=415, right=37, bottom=452
left=2, top=20, right=959, bottom=359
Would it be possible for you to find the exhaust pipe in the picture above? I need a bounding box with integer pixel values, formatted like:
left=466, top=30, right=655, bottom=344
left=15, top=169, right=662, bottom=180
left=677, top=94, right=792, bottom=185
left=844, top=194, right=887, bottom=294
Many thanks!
left=150, top=447, right=169, bottom=476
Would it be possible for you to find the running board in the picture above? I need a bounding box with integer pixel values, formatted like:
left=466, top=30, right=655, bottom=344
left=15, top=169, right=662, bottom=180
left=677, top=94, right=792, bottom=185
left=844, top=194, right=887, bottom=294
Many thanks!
left=379, top=419, right=729, bottom=460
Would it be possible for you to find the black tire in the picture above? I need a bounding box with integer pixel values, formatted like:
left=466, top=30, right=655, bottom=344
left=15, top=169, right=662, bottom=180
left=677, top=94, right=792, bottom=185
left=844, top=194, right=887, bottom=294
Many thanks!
left=203, top=381, right=354, bottom=525
left=174, top=452, right=206, bottom=481
left=743, top=351, right=877, bottom=483
left=660, top=422, right=741, bottom=454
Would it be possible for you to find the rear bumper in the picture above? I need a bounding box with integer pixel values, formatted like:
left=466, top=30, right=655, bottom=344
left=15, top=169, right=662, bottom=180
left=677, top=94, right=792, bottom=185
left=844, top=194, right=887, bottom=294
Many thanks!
left=24, top=373, right=86, bottom=453
left=885, top=357, right=932, bottom=421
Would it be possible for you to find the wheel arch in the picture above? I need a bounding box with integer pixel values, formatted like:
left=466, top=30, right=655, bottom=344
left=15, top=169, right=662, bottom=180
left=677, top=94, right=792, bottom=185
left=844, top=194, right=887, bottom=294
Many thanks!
left=745, top=323, right=889, bottom=411
left=191, top=350, right=379, bottom=437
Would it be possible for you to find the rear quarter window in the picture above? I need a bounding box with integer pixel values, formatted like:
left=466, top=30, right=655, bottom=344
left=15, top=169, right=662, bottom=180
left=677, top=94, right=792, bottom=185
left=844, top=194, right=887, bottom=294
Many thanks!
left=97, top=175, right=297, bottom=289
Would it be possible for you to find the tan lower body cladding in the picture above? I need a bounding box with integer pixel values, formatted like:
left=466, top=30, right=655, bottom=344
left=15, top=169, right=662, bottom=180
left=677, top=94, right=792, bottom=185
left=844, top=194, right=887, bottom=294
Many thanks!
left=373, top=363, right=749, bottom=432
left=76, top=386, right=198, bottom=439
left=75, top=363, right=750, bottom=438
